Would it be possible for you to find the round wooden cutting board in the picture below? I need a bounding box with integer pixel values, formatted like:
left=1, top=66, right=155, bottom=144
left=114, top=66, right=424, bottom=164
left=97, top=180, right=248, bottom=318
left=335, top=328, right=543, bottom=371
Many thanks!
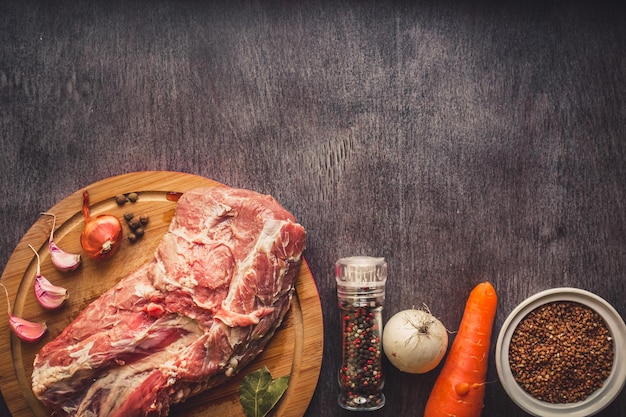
left=0, top=171, right=323, bottom=417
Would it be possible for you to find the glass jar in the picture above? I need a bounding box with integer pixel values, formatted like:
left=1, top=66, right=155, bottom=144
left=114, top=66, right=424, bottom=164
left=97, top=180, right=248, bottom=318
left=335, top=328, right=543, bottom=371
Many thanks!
left=336, top=256, right=387, bottom=411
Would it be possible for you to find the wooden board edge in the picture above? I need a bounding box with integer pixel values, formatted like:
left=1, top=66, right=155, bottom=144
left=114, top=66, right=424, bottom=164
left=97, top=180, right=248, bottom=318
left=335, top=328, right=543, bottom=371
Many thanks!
left=278, top=260, right=324, bottom=416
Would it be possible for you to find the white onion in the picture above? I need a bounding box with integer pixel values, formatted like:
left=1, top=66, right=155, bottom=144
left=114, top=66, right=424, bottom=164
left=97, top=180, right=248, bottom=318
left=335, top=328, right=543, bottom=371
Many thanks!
left=383, top=306, right=449, bottom=374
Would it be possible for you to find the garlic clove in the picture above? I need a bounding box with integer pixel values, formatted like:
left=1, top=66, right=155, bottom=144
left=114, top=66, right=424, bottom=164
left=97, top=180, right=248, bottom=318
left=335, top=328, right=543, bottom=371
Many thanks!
left=9, top=314, right=47, bottom=342
left=1, top=282, right=47, bottom=342
left=29, top=244, right=70, bottom=309
left=49, top=241, right=81, bottom=272
left=41, top=212, right=82, bottom=272
left=34, top=275, right=69, bottom=310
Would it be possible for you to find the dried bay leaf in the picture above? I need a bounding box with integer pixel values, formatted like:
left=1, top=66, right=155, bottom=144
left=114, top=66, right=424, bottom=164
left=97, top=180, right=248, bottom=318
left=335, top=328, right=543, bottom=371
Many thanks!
left=240, top=366, right=290, bottom=417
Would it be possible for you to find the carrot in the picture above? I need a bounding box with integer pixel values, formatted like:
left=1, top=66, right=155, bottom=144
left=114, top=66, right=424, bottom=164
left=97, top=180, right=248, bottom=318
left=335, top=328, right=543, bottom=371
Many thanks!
left=424, top=281, right=498, bottom=417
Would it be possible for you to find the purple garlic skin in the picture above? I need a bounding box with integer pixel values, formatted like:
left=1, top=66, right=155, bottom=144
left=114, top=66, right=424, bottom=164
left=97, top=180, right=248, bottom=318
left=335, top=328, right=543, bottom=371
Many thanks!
left=41, top=212, right=82, bottom=272
left=34, top=274, right=69, bottom=310
left=49, top=241, right=81, bottom=272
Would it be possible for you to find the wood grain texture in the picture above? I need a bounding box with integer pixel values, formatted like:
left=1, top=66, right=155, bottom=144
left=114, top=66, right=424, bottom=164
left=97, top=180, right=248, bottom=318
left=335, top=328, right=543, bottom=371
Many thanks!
left=0, top=172, right=322, bottom=417
left=1, top=1, right=626, bottom=416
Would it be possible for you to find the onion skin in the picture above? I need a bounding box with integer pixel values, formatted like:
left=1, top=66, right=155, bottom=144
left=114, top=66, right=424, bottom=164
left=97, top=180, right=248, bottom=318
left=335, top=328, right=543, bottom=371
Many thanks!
left=81, top=190, right=123, bottom=261
left=81, top=214, right=123, bottom=260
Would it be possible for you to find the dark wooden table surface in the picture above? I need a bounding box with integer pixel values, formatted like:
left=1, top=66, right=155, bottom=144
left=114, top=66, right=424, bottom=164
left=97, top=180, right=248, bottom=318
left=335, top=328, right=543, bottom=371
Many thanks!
left=2, top=1, right=626, bottom=416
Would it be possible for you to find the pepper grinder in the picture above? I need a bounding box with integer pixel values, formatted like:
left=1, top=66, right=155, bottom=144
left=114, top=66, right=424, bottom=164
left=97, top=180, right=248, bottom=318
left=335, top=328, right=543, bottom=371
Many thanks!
left=336, top=256, right=387, bottom=411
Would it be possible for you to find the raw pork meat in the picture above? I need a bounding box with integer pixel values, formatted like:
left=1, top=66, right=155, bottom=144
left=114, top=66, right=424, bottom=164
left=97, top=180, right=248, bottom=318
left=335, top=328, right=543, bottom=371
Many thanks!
left=31, top=187, right=306, bottom=417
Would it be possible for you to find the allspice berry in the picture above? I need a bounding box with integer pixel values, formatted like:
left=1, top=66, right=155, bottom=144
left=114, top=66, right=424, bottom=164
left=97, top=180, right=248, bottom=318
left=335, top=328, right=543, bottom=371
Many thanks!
left=128, top=217, right=141, bottom=231
left=115, top=194, right=127, bottom=206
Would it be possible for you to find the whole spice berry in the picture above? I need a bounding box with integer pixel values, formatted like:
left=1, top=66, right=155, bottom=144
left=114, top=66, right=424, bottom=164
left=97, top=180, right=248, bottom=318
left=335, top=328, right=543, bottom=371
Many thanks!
left=508, top=301, right=614, bottom=404
left=115, top=194, right=127, bottom=206
left=127, top=192, right=139, bottom=203
left=124, top=211, right=148, bottom=243
left=128, top=217, right=141, bottom=231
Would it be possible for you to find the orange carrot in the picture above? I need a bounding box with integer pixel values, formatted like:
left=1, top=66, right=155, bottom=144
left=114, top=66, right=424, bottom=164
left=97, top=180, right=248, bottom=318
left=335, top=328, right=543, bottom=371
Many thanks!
left=424, top=281, right=498, bottom=417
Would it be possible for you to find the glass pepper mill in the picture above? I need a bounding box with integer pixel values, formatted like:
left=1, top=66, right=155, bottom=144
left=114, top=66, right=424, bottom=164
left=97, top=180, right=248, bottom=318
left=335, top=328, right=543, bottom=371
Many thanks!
left=336, top=256, right=387, bottom=411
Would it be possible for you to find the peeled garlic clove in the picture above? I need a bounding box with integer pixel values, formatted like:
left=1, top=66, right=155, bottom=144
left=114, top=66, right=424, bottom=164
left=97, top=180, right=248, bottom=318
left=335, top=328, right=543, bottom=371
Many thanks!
left=34, top=275, right=69, bottom=310
left=9, top=315, right=47, bottom=342
left=49, top=241, right=81, bottom=272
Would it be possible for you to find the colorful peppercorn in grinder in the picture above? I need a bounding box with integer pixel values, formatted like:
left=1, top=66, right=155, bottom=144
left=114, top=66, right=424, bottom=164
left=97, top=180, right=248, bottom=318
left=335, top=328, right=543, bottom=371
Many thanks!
left=336, top=256, right=387, bottom=411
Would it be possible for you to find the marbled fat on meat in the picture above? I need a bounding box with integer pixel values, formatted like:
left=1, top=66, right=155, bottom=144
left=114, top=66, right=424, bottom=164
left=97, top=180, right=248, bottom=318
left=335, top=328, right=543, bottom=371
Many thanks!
left=31, top=187, right=306, bottom=417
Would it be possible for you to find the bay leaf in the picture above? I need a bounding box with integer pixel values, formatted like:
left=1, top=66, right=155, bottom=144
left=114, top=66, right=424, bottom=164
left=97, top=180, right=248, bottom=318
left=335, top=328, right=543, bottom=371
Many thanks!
left=240, top=366, right=290, bottom=417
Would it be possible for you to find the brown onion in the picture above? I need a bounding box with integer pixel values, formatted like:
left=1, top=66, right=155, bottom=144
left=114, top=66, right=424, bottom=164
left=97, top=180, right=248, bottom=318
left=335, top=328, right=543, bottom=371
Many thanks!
left=81, top=190, right=123, bottom=261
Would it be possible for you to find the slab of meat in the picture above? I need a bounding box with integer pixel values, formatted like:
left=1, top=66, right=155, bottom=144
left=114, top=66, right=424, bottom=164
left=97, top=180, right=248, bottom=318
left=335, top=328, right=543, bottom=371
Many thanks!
left=31, top=187, right=306, bottom=417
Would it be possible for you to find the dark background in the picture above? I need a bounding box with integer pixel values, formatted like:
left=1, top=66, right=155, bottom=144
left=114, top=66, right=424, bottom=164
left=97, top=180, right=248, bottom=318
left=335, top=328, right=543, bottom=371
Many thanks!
left=2, top=1, right=626, bottom=416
